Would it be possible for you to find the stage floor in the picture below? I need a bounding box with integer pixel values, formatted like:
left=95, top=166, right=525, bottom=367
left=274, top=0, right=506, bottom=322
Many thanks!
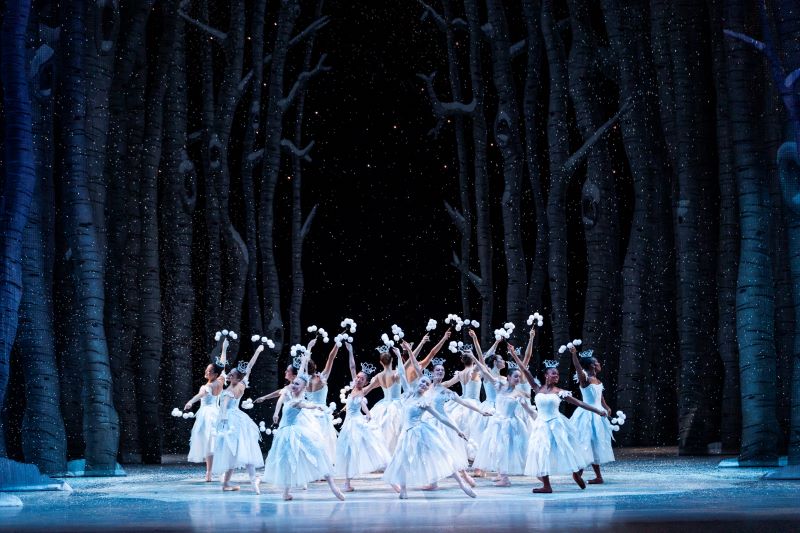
left=2, top=448, right=799, bottom=532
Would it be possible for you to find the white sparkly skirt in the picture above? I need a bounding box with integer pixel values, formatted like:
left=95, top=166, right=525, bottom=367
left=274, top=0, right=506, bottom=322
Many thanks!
left=472, top=414, right=528, bottom=475
left=335, top=415, right=391, bottom=477
left=570, top=408, right=615, bottom=465
left=370, top=398, right=404, bottom=453
left=263, top=423, right=333, bottom=488
left=188, top=403, right=219, bottom=462
left=211, top=409, right=262, bottom=473
left=382, top=422, right=458, bottom=487
left=525, top=414, right=590, bottom=477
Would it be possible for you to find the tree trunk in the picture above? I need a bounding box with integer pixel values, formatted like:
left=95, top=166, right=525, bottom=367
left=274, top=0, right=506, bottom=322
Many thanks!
left=709, top=0, right=740, bottom=453
left=463, top=0, right=494, bottom=348
left=159, top=8, right=196, bottom=456
left=567, top=0, right=622, bottom=400
left=0, top=0, right=36, bottom=457
left=16, top=22, right=67, bottom=474
left=485, top=0, right=527, bottom=337
left=724, top=0, right=780, bottom=464
left=661, top=0, right=719, bottom=454
left=60, top=0, right=120, bottom=472
left=259, top=0, right=302, bottom=392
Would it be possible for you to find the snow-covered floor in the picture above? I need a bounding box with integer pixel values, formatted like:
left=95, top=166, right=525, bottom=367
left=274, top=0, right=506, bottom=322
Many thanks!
left=1, top=448, right=799, bottom=532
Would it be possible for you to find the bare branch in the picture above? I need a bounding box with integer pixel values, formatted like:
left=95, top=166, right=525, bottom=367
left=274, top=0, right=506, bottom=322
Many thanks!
left=281, top=139, right=315, bottom=162
left=563, top=98, right=632, bottom=177
left=178, top=6, right=227, bottom=42
left=187, top=130, right=203, bottom=144
left=248, top=149, right=264, bottom=162
left=723, top=29, right=766, bottom=52
left=289, top=15, right=330, bottom=48
left=300, top=204, right=319, bottom=241
left=417, top=71, right=477, bottom=135
left=444, top=200, right=468, bottom=235
left=451, top=251, right=483, bottom=290
left=786, top=67, right=800, bottom=89
left=279, top=54, right=331, bottom=112
left=237, top=70, right=254, bottom=95
left=509, top=39, right=526, bottom=59
left=418, top=0, right=447, bottom=31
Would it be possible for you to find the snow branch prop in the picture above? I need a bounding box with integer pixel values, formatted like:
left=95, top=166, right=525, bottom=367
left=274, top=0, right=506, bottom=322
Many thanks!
left=214, top=329, right=238, bottom=341
left=391, top=324, right=405, bottom=342
left=527, top=312, right=545, bottom=328
left=241, top=398, right=254, bottom=410
left=178, top=1, right=227, bottom=43
left=380, top=333, right=395, bottom=348
left=171, top=407, right=195, bottom=419
left=426, top=318, right=438, bottom=332
left=280, top=139, right=315, bottom=162
left=494, top=322, right=515, bottom=341
left=279, top=54, right=331, bottom=112
left=610, top=410, right=627, bottom=431
left=563, top=98, right=633, bottom=178
left=249, top=334, right=276, bottom=349
left=448, top=340, right=466, bottom=353
left=558, top=338, right=582, bottom=354
left=417, top=71, right=477, bottom=137
left=306, top=325, right=329, bottom=343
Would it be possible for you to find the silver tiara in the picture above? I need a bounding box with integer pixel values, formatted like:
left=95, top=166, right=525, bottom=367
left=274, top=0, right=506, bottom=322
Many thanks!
left=423, top=368, right=433, bottom=380
left=297, top=373, right=310, bottom=383
left=214, top=356, right=226, bottom=368
left=236, top=360, right=249, bottom=374
left=506, top=361, right=519, bottom=370
left=431, top=357, right=446, bottom=366
left=459, top=343, right=474, bottom=352
left=361, top=362, right=376, bottom=375
left=292, top=356, right=303, bottom=369
left=579, top=349, right=594, bottom=359
left=376, top=345, right=390, bottom=354
left=543, top=360, right=559, bottom=369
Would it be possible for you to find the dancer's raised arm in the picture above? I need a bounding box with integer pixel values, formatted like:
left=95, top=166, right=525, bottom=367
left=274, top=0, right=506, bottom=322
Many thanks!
left=467, top=329, right=492, bottom=360
left=411, top=333, right=430, bottom=358
left=401, top=340, right=423, bottom=378
left=523, top=327, right=536, bottom=367
left=219, top=338, right=230, bottom=365
left=254, top=387, right=284, bottom=403
left=416, top=330, right=451, bottom=369
left=320, top=343, right=340, bottom=381
left=466, top=351, right=500, bottom=384
left=450, top=393, right=492, bottom=416
left=346, top=342, right=357, bottom=383
left=242, top=344, right=265, bottom=384
left=569, top=344, right=589, bottom=388
left=420, top=404, right=468, bottom=441
left=507, top=344, right=540, bottom=394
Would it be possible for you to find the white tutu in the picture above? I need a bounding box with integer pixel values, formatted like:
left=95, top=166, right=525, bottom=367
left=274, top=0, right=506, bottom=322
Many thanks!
left=335, top=397, right=391, bottom=477
left=525, top=393, right=590, bottom=477
left=383, top=400, right=459, bottom=487
left=472, top=394, right=528, bottom=475
left=370, top=398, right=404, bottom=452
left=211, top=405, right=262, bottom=473
left=306, top=409, right=339, bottom=465
left=263, top=398, right=333, bottom=488
left=571, top=383, right=615, bottom=465
left=188, top=388, right=219, bottom=462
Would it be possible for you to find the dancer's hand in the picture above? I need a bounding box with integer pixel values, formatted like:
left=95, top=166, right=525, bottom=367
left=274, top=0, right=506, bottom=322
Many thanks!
left=223, top=338, right=230, bottom=349
left=272, top=414, right=279, bottom=424
left=457, top=430, right=468, bottom=441
left=345, top=342, right=353, bottom=353
left=468, top=329, right=478, bottom=341
left=569, top=345, right=577, bottom=354
left=308, top=338, right=318, bottom=350
left=596, top=408, right=607, bottom=417
left=481, top=411, right=492, bottom=417
left=366, top=414, right=372, bottom=422
left=183, top=402, right=192, bottom=411
left=255, top=344, right=265, bottom=354
left=443, top=330, right=451, bottom=340
left=421, top=333, right=430, bottom=344
left=254, top=396, right=266, bottom=404
left=530, top=327, right=536, bottom=338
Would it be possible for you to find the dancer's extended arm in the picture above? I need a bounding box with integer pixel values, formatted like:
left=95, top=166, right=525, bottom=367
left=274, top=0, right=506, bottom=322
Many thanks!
left=507, top=344, right=541, bottom=394
left=421, top=404, right=468, bottom=440
left=569, top=344, right=589, bottom=388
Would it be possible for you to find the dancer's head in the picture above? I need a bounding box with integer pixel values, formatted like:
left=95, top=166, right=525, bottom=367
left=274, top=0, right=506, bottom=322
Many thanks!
left=227, top=368, right=244, bottom=385
left=544, top=367, right=559, bottom=385
left=507, top=369, right=521, bottom=387
left=204, top=363, right=223, bottom=381
left=417, top=376, right=432, bottom=394
left=491, top=353, right=506, bottom=370
left=460, top=352, right=474, bottom=366
left=290, top=375, right=309, bottom=395
left=284, top=364, right=298, bottom=382
left=354, top=372, right=368, bottom=389
left=432, top=364, right=445, bottom=383
left=379, top=351, right=392, bottom=367
left=579, top=353, right=601, bottom=375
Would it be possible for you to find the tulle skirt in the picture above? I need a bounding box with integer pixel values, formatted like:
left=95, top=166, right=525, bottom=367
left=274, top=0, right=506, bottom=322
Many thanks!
left=429, top=417, right=471, bottom=470
left=263, top=424, right=333, bottom=488
left=188, top=404, right=219, bottom=462
left=383, top=423, right=459, bottom=487
left=525, top=414, right=591, bottom=477
left=472, top=414, right=528, bottom=475
left=306, top=408, right=339, bottom=466
left=370, top=399, right=404, bottom=453
left=570, top=408, right=615, bottom=465
left=211, top=409, right=262, bottom=473
left=470, top=400, right=496, bottom=449
left=335, top=416, right=391, bottom=477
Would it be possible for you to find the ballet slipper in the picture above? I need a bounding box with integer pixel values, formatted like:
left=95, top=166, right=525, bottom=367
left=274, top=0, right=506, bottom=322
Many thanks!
left=421, top=483, right=438, bottom=491
left=532, top=486, right=552, bottom=493
left=252, top=477, right=261, bottom=495
left=399, top=488, right=408, bottom=499
left=461, top=471, right=476, bottom=487
left=391, top=484, right=401, bottom=493
left=587, top=477, right=604, bottom=485
left=493, top=479, right=511, bottom=487
left=283, top=493, right=293, bottom=501
left=222, top=484, right=240, bottom=492
left=573, top=472, right=586, bottom=489
left=461, top=485, right=477, bottom=498
left=342, top=485, right=355, bottom=492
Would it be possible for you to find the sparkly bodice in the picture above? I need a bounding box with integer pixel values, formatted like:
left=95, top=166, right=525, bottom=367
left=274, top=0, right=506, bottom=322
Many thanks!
left=346, top=395, right=366, bottom=418
left=281, top=397, right=307, bottom=426
left=495, top=392, right=520, bottom=418
left=580, top=382, right=604, bottom=408
left=430, top=386, right=455, bottom=416
left=462, top=376, right=481, bottom=401
left=200, top=384, right=218, bottom=407
left=306, top=382, right=328, bottom=405
left=402, top=399, right=429, bottom=429
left=381, top=380, right=402, bottom=400
left=220, top=390, right=241, bottom=414
left=534, top=393, right=563, bottom=421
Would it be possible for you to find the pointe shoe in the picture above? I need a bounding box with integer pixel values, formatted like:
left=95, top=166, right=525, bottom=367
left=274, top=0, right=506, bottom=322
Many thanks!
left=421, top=483, right=438, bottom=491
left=573, top=472, right=586, bottom=490
left=532, top=486, right=552, bottom=493
left=333, top=487, right=346, bottom=501
left=399, top=488, right=408, bottom=499
left=342, top=485, right=355, bottom=492
left=222, top=484, right=240, bottom=492
left=587, top=477, right=604, bottom=485
left=391, top=484, right=401, bottom=493
left=252, top=477, right=261, bottom=495
left=283, top=493, right=293, bottom=501
left=461, top=472, right=476, bottom=487
left=461, top=484, right=477, bottom=498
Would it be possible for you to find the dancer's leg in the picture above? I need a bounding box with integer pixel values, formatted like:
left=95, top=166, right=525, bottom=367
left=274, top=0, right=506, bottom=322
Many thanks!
left=205, top=455, right=213, bottom=481
left=588, top=464, right=604, bottom=484
left=246, top=464, right=260, bottom=494
left=325, top=475, right=345, bottom=501
left=451, top=472, right=476, bottom=498
left=532, top=475, right=552, bottom=493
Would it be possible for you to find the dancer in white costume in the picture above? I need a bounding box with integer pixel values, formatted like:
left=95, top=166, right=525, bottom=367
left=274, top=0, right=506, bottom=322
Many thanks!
left=400, top=330, right=451, bottom=386
left=468, top=350, right=530, bottom=486
left=509, top=345, right=606, bottom=493
left=382, top=376, right=477, bottom=500
left=334, top=345, right=392, bottom=491
left=362, top=345, right=404, bottom=452
left=423, top=360, right=491, bottom=490
left=569, top=344, right=615, bottom=483
left=212, top=344, right=265, bottom=493
left=263, top=375, right=346, bottom=501
left=299, top=338, right=340, bottom=465
left=443, top=347, right=483, bottom=448
left=183, top=337, right=227, bottom=481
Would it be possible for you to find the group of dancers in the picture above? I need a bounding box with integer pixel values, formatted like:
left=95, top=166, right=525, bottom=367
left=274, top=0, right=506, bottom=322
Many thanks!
left=180, top=320, right=616, bottom=500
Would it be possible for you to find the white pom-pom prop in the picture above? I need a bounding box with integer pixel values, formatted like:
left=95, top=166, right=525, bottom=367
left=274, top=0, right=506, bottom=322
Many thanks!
left=448, top=341, right=459, bottom=353
left=251, top=334, right=260, bottom=342
left=171, top=408, right=182, bottom=417
left=426, top=319, right=437, bottom=331
left=241, top=398, right=254, bottom=410
left=471, top=320, right=480, bottom=328
left=229, top=332, right=238, bottom=340
left=307, top=325, right=318, bottom=333
left=558, top=345, right=567, bottom=354
left=332, top=418, right=343, bottom=426
left=573, top=339, right=582, bottom=346
left=215, top=331, right=222, bottom=341
left=182, top=412, right=190, bottom=419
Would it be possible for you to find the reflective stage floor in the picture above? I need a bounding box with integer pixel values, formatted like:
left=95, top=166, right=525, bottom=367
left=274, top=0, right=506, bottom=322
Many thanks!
left=2, top=449, right=799, bottom=532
